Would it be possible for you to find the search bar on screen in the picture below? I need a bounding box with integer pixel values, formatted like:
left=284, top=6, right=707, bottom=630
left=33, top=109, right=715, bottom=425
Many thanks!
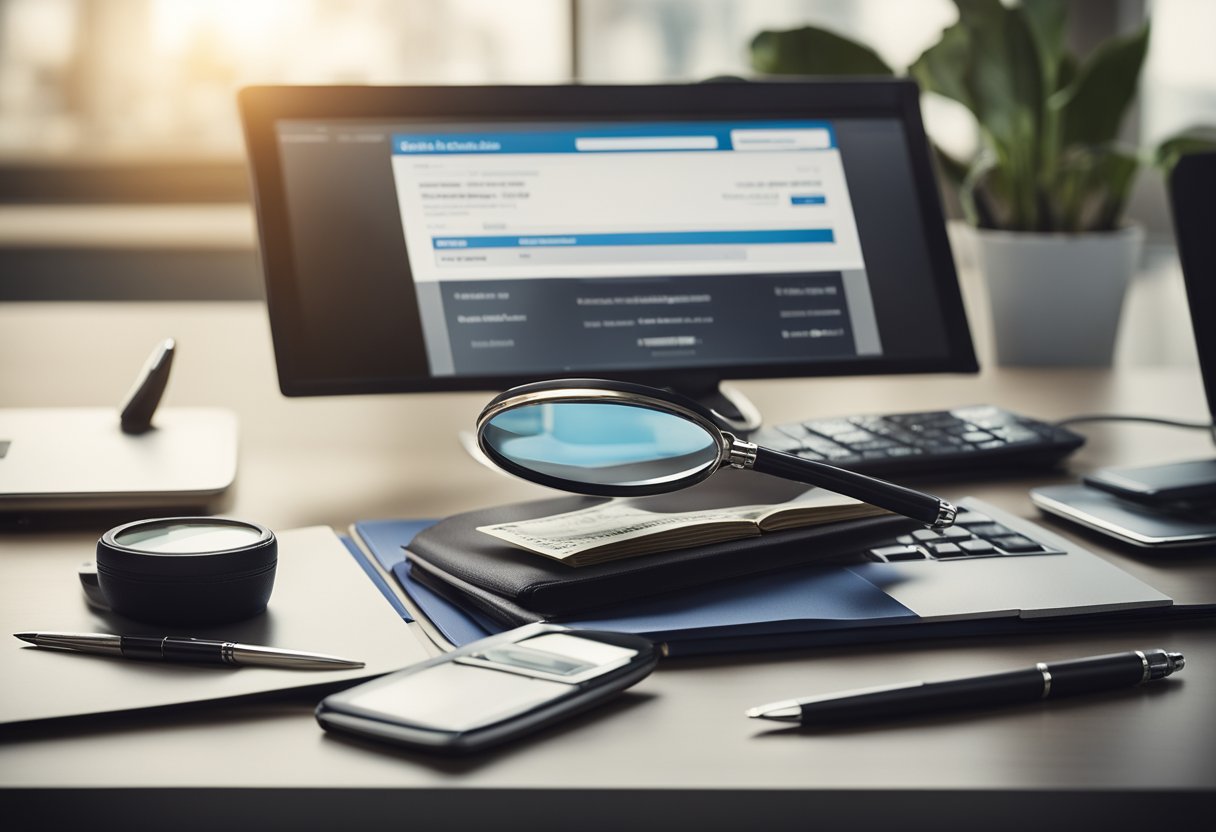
left=575, top=136, right=719, bottom=151
left=731, top=129, right=832, bottom=151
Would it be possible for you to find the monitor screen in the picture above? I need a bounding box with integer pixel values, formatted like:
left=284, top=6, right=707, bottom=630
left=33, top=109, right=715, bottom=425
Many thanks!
left=240, top=83, right=976, bottom=400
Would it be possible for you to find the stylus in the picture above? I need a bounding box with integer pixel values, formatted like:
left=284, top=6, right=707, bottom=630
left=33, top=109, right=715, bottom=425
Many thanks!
left=746, top=649, right=1184, bottom=724
left=119, top=338, right=175, bottom=434
left=14, top=632, right=364, bottom=670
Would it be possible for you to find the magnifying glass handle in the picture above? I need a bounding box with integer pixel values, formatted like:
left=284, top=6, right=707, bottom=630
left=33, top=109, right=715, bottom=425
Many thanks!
left=750, top=447, right=955, bottom=528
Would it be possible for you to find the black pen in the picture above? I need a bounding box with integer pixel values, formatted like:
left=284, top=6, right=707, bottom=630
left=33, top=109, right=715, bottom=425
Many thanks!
left=746, top=649, right=1185, bottom=724
left=15, top=631, right=364, bottom=671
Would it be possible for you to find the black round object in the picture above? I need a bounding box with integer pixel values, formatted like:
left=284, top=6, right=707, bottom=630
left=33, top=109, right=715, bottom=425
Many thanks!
left=95, top=517, right=277, bottom=625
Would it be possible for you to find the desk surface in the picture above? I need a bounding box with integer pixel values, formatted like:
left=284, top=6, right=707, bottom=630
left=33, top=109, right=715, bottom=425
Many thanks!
left=2, top=285, right=1215, bottom=829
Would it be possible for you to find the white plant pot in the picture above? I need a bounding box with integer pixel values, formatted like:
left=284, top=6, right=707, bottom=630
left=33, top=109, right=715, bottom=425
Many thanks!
left=970, top=225, right=1144, bottom=366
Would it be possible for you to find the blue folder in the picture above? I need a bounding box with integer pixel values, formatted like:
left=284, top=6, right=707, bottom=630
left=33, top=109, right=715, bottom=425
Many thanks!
left=353, top=518, right=922, bottom=656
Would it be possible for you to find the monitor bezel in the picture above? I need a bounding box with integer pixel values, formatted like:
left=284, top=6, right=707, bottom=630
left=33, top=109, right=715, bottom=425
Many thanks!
left=239, top=81, right=978, bottom=397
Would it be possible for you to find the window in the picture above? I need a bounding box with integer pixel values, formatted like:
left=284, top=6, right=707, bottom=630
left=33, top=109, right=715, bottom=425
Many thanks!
left=0, top=0, right=572, bottom=163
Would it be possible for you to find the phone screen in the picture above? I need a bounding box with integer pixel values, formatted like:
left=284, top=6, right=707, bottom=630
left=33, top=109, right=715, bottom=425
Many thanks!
left=318, top=625, right=656, bottom=752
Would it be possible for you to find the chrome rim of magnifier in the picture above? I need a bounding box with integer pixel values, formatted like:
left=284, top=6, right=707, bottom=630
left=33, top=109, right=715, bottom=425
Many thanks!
left=475, top=382, right=760, bottom=477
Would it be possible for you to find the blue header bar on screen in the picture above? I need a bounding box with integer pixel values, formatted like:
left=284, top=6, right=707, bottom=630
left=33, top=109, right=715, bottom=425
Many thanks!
left=432, top=229, right=835, bottom=250
left=392, top=121, right=837, bottom=155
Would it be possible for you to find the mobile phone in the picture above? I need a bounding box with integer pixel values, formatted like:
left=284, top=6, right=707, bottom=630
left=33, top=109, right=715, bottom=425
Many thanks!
left=1083, top=458, right=1216, bottom=504
left=316, top=623, right=659, bottom=754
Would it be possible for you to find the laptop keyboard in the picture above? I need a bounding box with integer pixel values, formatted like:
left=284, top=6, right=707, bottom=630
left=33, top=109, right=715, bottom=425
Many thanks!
left=865, top=507, right=1065, bottom=563
left=748, top=404, right=1084, bottom=478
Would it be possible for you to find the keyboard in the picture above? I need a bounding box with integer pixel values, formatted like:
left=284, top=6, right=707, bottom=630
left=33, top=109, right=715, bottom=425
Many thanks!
left=748, top=404, right=1084, bottom=478
left=864, top=505, right=1065, bottom=563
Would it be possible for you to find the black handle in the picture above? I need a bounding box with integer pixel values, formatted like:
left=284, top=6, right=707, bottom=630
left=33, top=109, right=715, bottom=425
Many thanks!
left=1046, top=652, right=1150, bottom=697
left=750, top=446, right=951, bottom=526
left=119, top=636, right=225, bottom=664
left=801, top=668, right=1047, bottom=723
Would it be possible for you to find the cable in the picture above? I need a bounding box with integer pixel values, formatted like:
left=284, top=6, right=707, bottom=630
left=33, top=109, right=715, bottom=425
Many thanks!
left=1054, top=414, right=1215, bottom=430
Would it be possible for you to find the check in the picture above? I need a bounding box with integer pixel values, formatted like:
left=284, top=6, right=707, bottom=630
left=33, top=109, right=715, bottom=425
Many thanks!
left=477, top=489, right=884, bottom=566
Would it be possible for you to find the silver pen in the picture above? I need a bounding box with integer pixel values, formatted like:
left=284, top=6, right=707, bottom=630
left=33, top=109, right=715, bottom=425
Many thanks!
left=15, top=631, right=364, bottom=671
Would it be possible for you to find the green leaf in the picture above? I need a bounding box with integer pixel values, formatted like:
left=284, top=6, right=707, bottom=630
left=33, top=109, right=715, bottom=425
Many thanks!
left=956, top=2, right=1043, bottom=145
left=950, top=0, right=1044, bottom=228
left=1044, top=146, right=1141, bottom=231
left=909, top=22, right=975, bottom=113
left=1052, top=24, right=1150, bottom=148
left=749, top=27, right=893, bottom=77
left=1091, top=149, right=1141, bottom=230
left=960, top=153, right=1009, bottom=229
left=1021, top=0, right=1068, bottom=91
left=1054, top=53, right=1078, bottom=93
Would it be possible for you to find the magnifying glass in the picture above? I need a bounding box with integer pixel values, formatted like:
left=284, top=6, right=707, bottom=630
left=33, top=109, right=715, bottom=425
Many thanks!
left=477, top=379, right=956, bottom=528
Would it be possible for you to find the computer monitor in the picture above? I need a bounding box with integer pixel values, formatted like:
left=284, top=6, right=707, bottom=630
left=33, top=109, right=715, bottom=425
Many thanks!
left=239, top=81, right=976, bottom=425
left=1170, top=151, right=1216, bottom=443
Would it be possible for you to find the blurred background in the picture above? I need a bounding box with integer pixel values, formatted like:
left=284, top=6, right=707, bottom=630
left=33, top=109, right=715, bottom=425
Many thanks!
left=1, top=0, right=1214, bottom=299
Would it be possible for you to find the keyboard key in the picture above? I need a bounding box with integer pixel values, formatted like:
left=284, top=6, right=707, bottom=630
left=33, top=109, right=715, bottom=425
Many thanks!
left=869, top=545, right=927, bottom=561
left=804, top=438, right=848, bottom=454
left=912, top=528, right=942, bottom=541
left=930, top=544, right=970, bottom=558
left=847, top=439, right=900, bottom=452
left=831, top=430, right=879, bottom=446
left=990, top=426, right=1039, bottom=444
left=941, top=526, right=972, bottom=539
left=820, top=448, right=858, bottom=461
left=960, top=539, right=996, bottom=555
left=966, top=523, right=1015, bottom=539
left=991, top=535, right=1044, bottom=553
left=954, top=513, right=992, bottom=525
left=961, top=431, right=994, bottom=443
left=806, top=419, right=858, bottom=437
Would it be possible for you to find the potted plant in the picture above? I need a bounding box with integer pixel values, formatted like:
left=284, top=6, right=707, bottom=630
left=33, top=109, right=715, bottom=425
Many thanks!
left=750, top=0, right=1214, bottom=366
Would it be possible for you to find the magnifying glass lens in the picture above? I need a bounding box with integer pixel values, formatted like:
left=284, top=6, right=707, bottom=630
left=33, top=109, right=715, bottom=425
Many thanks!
left=113, top=520, right=264, bottom=554
left=481, top=401, right=720, bottom=489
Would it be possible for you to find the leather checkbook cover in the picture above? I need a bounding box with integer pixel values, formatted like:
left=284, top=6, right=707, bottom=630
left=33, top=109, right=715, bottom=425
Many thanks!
left=404, top=496, right=917, bottom=620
